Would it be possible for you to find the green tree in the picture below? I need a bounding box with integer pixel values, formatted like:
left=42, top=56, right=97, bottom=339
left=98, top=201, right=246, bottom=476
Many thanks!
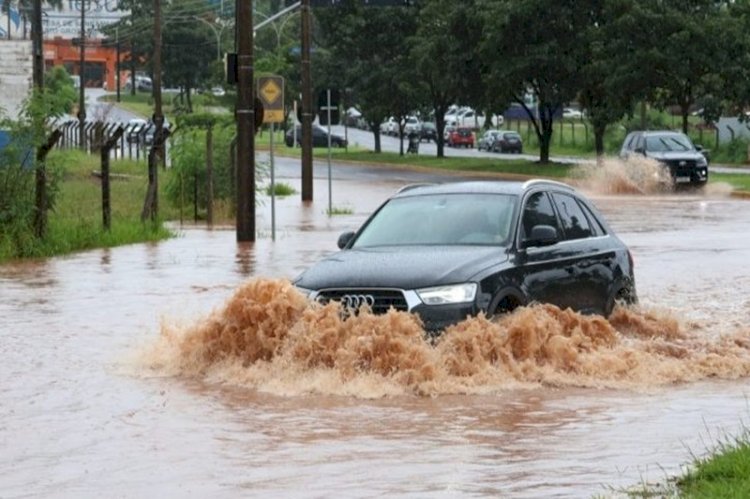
left=314, top=0, right=420, bottom=153
left=643, top=0, right=727, bottom=133
left=411, top=0, right=478, bottom=158
left=481, top=0, right=588, bottom=163
left=43, top=65, right=77, bottom=116
left=716, top=0, right=750, bottom=120
left=161, top=17, right=215, bottom=111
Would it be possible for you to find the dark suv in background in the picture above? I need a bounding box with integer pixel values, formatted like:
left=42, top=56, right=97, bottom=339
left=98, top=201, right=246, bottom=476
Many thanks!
left=619, top=130, right=709, bottom=186
left=294, top=180, right=637, bottom=333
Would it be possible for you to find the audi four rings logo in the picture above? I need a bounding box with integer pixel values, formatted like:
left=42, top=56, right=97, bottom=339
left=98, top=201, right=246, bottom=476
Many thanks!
left=340, top=294, right=376, bottom=309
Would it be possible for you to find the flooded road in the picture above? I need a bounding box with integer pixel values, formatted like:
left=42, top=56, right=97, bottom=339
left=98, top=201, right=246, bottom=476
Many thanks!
left=2, top=158, right=750, bottom=498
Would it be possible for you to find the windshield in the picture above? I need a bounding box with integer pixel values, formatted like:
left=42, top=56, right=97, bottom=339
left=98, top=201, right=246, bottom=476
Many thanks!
left=645, top=134, right=694, bottom=152
left=352, top=193, right=517, bottom=247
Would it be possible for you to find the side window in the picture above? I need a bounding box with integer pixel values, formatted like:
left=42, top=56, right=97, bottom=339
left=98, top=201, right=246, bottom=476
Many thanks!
left=623, top=133, right=634, bottom=151
left=634, top=133, right=644, bottom=151
left=521, top=192, right=559, bottom=240
left=578, top=201, right=607, bottom=236
left=551, top=193, right=593, bottom=240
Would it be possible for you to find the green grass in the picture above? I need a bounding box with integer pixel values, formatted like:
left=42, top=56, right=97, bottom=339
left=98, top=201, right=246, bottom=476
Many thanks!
left=0, top=149, right=177, bottom=262
left=265, top=181, right=297, bottom=197
left=622, top=429, right=750, bottom=498
left=677, top=431, right=750, bottom=498
left=316, top=151, right=574, bottom=178
left=711, top=173, right=750, bottom=192
left=326, top=206, right=354, bottom=215
left=99, top=91, right=233, bottom=120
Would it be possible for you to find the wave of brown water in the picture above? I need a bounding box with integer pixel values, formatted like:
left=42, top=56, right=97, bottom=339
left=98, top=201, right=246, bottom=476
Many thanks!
left=143, top=278, right=750, bottom=398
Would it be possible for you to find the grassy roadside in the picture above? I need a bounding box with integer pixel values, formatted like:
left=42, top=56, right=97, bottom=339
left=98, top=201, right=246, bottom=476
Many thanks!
left=623, top=429, right=750, bottom=498
left=273, top=147, right=750, bottom=193
left=0, top=150, right=176, bottom=262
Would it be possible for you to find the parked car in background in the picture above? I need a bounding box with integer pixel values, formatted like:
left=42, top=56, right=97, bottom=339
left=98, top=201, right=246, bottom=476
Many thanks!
left=125, top=118, right=148, bottom=144
left=419, top=122, right=438, bottom=142
left=455, top=108, right=503, bottom=129
left=447, top=127, right=474, bottom=148
left=293, top=179, right=637, bottom=332
left=563, top=108, right=583, bottom=120
left=477, top=130, right=503, bottom=151
left=619, top=130, right=709, bottom=186
left=379, top=117, right=399, bottom=136
left=285, top=125, right=347, bottom=148
left=491, top=131, right=523, bottom=154
left=403, top=116, right=421, bottom=136
left=142, top=118, right=171, bottom=146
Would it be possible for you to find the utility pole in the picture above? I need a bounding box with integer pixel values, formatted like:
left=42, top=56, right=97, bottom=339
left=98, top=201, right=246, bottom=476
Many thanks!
left=31, top=0, right=43, bottom=88
left=32, top=0, right=46, bottom=238
left=78, top=0, right=86, bottom=150
left=300, top=0, right=313, bottom=201
left=115, top=27, right=121, bottom=102
left=141, top=0, right=162, bottom=222
left=236, top=0, right=255, bottom=241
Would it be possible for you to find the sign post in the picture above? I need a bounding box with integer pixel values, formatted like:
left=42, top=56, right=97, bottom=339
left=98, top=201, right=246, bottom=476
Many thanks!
left=318, top=88, right=339, bottom=216
left=258, top=75, right=285, bottom=241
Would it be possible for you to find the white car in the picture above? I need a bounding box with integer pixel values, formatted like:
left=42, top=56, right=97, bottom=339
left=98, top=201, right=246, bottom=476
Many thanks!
left=404, top=116, right=421, bottom=135
left=563, top=108, right=583, bottom=120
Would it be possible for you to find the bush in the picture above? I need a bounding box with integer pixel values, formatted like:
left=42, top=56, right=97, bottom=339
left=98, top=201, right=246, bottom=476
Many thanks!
left=711, top=139, right=750, bottom=165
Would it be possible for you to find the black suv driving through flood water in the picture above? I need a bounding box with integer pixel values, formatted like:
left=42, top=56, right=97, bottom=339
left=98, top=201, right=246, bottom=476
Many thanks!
left=619, top=130, right=709, bottom=186
left=294, top=180, right=637, bottom=332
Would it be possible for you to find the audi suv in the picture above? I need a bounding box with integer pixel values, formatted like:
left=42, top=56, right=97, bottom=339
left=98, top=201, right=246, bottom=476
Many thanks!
left=294, top=180, right=637, bottom=333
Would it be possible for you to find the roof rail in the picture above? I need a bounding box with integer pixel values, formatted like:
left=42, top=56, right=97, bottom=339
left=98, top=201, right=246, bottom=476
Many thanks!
left=395, top=182, right=436, bottom=194
left=522, top=178, right=574, bottom=191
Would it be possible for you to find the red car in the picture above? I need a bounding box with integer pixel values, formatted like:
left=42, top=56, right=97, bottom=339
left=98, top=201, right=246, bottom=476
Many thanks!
left=447, top=127, right=474, bottom=148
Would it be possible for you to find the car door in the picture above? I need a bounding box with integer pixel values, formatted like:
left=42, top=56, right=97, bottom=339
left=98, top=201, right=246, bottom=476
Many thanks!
left=512, top=190, right=580, bottom=310
left=550, top=191, right=615, bottom=314
left=312, top=127, right=327, bottom=147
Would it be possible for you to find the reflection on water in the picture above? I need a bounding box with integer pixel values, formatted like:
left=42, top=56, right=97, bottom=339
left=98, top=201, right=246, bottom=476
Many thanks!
left=2, top=169, right=750, bottom=497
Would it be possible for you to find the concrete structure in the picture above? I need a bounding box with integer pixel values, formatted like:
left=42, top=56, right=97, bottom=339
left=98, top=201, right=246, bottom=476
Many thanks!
left=0, top=40, right=33, bottom=120
left=1, top=1, right=126, bottom=40
left=44, top=37, right=127, bottom=91
left=717, top=117, right=750, bottom=145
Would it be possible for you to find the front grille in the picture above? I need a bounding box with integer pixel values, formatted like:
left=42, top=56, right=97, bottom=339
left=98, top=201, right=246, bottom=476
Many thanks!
left=665, top=159, right=697, bottom=176
left=316, top=289, right=408, bottom=314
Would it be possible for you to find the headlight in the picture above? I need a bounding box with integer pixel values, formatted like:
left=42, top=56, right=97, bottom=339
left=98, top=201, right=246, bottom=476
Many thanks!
left=416, top=283, right=477, bottom=305
left=697, top=156, right=708, bottom=167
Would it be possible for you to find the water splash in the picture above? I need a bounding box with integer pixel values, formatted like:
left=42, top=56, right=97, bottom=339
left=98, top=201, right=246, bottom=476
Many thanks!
left=569, top=157, right=674, bottom=195
left=143, top=278, right=750, bottom=397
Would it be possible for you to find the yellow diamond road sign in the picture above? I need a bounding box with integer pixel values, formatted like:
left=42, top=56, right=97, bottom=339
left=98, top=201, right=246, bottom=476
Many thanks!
left=258, top=76, right=284, bottom=123
left=260, top=80, right=281, bottom=105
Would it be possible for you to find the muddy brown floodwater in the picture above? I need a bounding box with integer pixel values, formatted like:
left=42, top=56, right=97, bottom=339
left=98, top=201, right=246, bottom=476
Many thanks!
left=2, top=159, right=750, bottom=498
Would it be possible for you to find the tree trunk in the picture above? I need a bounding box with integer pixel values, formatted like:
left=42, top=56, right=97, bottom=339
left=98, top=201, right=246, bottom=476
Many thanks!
left=681, top=102, right=690, bottom=134
left=206, top=126, right=214, bottom=226
left=435, top=114, right=445, bottom=158
left=594, top=123, right=606, bottom=163
left=186, top=86, right=193, bottom=113
left=371, top=124, right=381, bottom=153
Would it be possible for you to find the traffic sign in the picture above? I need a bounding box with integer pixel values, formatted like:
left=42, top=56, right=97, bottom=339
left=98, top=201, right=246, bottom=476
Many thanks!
left=257, top=76, right=285, bottom=124
left=318, top=88, right=340, bottom=126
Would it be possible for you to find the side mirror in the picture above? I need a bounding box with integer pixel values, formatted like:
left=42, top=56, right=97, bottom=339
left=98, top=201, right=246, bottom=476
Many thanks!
left=337, top=231, right=356, bottom=249
left=695, top=144, right=704, bottom=151
left=523, top=225, right=559, bottom=248
left=633, top=147, right=645, bottom=155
